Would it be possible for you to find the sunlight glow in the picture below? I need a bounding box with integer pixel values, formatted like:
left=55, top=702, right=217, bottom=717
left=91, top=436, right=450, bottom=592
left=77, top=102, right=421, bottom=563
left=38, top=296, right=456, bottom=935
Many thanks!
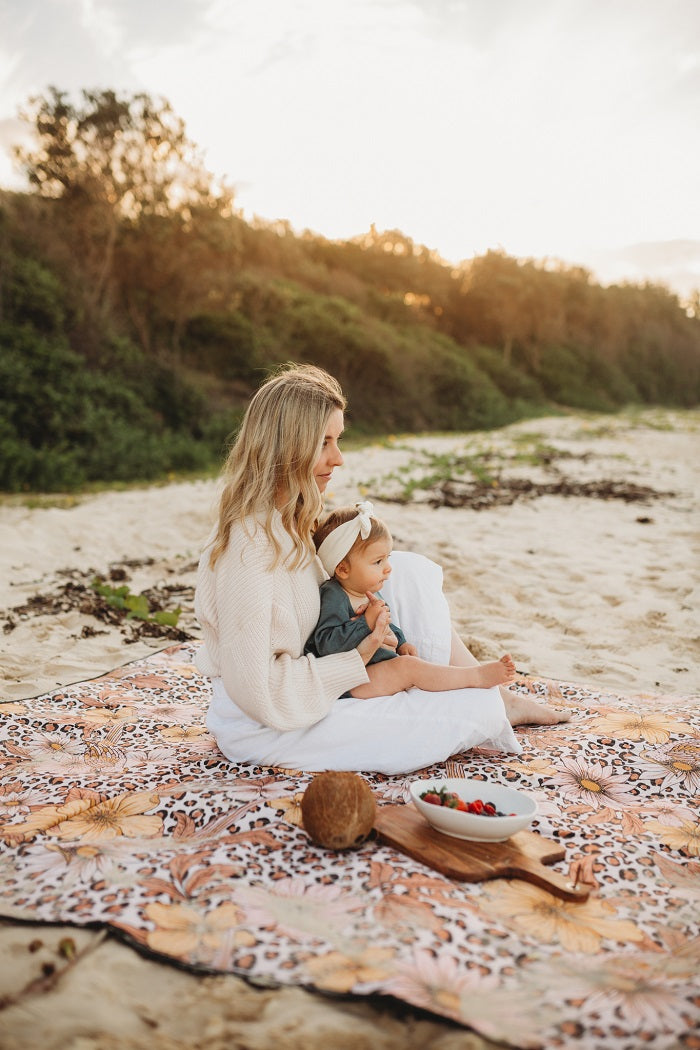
left=0, top=0, right=698, bottom=293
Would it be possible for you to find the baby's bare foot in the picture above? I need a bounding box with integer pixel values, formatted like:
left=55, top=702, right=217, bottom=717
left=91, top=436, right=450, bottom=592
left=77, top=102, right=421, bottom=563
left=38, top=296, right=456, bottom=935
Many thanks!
left=500, top=653, right=516, bottom=680
left=474, top=655, right=516, bottom=688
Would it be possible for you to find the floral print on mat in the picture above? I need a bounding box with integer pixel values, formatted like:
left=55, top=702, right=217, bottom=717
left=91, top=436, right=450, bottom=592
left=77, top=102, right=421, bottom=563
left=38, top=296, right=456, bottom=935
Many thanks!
left=0, top=643, right=698, bottom=1049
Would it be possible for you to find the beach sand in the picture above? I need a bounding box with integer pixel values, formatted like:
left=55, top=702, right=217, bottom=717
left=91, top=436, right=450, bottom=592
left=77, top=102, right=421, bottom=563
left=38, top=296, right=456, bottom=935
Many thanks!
left=1, top=408, right=698, bottom=1049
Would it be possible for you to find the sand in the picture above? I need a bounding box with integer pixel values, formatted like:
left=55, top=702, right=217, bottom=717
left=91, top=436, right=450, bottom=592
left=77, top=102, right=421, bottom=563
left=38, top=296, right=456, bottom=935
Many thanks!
left=1, top=407, right=698, bottom=1048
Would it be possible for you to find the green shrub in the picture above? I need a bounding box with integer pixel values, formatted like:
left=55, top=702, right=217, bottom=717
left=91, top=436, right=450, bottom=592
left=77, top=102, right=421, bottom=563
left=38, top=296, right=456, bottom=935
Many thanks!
left=231, top=282, right=521, bottom=433
left=532, top=345, right=620, bottom=411
left=183, top=311, right=261, bottom=382
left=425, top=343, right=513, bottom=430
left=4, top=255, right=66, bottom=332
left=469, top=344, right=545, bottom=402
left=0, top=323, right=233, bottom=490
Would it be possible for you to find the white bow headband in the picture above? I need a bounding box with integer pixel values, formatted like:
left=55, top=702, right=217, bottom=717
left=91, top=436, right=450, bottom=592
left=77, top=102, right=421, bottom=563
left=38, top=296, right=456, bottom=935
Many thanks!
left=317, top=500, right=375, bottom=577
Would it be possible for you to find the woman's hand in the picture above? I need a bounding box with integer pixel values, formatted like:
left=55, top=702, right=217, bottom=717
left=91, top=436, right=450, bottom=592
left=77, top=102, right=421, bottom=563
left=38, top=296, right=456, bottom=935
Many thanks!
left=382, top=627, right=399, bottom=650
left=356, top=596, right=392, bottom=665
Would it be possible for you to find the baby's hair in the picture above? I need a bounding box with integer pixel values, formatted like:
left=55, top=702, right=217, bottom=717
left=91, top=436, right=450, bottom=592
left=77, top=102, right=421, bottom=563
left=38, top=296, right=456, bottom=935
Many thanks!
left=313, top=505, right=390, bottom=561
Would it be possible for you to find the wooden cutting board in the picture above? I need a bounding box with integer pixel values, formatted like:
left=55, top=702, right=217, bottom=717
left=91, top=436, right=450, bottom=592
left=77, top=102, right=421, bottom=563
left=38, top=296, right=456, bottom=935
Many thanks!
left=374, top=805, right=589, bottom=902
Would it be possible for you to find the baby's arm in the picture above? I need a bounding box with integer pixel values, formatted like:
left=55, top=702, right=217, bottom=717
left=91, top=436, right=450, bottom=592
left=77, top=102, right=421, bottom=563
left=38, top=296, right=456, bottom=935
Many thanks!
left=312, top=613, right=370, bottom=657
left=311, top=583, right=372, bottom=657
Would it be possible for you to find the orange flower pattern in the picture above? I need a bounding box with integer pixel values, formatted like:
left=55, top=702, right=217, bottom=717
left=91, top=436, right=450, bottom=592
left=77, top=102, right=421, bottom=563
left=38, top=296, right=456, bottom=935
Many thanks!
left=306, top=945, right=396, bottom=992
left=0, top=642, right=698, bottom=1049
left=481, top=880, right=644, bottom=952
left=145, top=901, right=256, bottom=964
left=49, top=790, right=163, bottom=842
left=589, top=710, right=688, bottom=744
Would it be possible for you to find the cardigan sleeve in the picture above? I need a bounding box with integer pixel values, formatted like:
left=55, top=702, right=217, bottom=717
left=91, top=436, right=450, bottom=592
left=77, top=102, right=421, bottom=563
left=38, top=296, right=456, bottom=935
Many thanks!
left=208, top=536, right=368, bottom=732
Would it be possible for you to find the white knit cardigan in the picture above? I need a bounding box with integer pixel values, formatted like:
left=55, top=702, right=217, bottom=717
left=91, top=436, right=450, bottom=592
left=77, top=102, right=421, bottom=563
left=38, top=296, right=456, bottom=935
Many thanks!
left=194, top=512, right=368, bottom=731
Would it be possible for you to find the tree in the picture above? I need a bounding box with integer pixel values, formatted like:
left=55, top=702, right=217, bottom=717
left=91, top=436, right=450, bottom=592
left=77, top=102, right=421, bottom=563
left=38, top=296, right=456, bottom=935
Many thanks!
left=450, top=250, right=526, bottom=363
left=14, top=86, right=231, bottom=218
left=13, top=87, right=235, bottom=316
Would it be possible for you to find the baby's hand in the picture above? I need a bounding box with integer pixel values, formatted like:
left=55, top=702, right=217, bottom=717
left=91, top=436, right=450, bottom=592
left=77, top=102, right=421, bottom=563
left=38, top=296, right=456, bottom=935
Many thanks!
left=398, top=642, right=418, bottom=656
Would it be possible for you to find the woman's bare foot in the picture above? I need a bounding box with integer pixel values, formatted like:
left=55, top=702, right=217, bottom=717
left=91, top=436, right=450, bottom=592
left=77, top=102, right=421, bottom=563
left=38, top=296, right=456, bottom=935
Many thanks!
left=502, top=687, right=572, bottom=726
left=472, top=654, right=516, bottom=688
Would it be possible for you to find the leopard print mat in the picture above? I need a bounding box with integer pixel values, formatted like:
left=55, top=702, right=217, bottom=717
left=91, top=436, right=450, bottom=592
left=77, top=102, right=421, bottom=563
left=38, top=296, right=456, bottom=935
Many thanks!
left=1, top=644, right=698, bottom=1049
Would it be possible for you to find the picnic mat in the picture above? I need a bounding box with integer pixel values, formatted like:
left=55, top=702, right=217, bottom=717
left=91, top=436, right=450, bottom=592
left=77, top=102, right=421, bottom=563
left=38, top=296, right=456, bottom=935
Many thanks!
left=1, top=643, right=698, bottom=1049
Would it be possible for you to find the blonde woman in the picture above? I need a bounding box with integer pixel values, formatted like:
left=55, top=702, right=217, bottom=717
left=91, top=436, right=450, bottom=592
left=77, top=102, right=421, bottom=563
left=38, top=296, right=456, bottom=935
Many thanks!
left=194, top=364, right=566, bottom=774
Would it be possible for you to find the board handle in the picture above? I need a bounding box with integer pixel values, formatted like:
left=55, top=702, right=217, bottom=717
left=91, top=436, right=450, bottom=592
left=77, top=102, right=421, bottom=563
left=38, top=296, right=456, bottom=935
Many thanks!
left=501, top=856, right=590, bottom=902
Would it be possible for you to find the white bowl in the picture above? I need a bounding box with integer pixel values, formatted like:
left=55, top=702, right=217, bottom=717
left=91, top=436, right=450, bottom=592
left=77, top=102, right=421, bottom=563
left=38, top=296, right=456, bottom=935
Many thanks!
left=409, top=778, right=537, bottom=842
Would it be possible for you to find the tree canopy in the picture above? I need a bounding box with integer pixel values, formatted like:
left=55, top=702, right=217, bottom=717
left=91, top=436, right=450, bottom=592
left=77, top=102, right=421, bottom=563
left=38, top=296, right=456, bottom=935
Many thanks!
left=14, top=86, right=233, bottom=219
left=1, top=87, right=699, bottom=491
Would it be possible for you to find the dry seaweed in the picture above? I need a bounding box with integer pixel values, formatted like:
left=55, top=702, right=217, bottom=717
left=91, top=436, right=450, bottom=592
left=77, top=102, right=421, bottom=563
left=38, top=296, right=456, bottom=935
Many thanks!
left=376, top=476, right=674, bottom=510
left=2, top=562, right=195, bottom=643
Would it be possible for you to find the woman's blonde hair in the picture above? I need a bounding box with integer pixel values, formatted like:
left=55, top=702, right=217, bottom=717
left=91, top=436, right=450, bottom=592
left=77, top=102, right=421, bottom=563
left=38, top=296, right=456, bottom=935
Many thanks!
left=210, top=363, right=346, bottom=568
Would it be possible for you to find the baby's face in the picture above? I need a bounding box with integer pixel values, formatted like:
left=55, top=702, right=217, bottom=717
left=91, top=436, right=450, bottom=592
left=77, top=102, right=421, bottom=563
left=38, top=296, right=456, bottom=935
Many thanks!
left=343, top=536, right=393, bottom=596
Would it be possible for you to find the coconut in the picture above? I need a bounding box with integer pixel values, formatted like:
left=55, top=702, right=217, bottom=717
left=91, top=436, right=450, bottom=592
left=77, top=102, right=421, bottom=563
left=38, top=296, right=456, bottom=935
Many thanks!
left=301, top=771, right=377, bottom=850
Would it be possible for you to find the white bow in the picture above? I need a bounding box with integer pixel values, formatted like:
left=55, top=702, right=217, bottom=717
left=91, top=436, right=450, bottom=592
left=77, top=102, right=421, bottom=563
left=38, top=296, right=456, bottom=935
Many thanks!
left=317, top=500, right=375, bottom=576
left=354, top=500, right=374, bottom=539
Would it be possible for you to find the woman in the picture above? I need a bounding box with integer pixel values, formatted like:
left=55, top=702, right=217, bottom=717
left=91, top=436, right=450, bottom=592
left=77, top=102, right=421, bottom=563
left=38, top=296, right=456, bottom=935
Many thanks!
left=194, top=364, right=567, bottom=774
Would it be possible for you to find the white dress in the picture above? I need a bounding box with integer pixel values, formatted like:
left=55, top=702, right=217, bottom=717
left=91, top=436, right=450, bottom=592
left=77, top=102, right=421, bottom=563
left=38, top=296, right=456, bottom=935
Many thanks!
left=203, top=548, right=521, bottom=774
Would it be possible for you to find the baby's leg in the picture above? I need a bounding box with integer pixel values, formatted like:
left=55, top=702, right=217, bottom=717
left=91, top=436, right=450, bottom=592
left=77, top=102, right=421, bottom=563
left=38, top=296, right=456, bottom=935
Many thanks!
left=349, top=653, right=515, bottom=699
left=349, top=660, right=415, bottom=699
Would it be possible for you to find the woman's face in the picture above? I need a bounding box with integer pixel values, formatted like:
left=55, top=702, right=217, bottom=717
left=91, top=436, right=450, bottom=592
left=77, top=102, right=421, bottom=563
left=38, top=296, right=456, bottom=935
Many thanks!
left=313, top=408, right=344, bottom=492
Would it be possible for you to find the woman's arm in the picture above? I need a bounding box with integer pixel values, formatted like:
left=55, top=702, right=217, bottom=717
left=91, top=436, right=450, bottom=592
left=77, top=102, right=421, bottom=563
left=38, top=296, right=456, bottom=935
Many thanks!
left=210, top=539, right=368, bottom=732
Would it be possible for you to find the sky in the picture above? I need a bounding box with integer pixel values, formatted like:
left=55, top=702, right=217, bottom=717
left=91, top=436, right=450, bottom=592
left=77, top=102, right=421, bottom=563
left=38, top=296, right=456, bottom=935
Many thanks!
left=1, top=0, right=699, bottom=297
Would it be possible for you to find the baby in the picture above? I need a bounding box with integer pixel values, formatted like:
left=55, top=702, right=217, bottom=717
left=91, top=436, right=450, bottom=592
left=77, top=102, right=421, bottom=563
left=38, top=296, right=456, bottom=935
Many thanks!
left=306, top=501, right=516, bottom=699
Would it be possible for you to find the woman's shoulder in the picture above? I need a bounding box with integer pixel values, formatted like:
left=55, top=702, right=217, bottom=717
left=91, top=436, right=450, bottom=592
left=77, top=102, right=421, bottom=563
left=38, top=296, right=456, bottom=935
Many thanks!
left=227, top=512, right=266, bottom=541
left=222, top=514, right=280, bottom=558
left=226, top=510, right=310, bottom=565
left=198, top=516, right=267, bottom=566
